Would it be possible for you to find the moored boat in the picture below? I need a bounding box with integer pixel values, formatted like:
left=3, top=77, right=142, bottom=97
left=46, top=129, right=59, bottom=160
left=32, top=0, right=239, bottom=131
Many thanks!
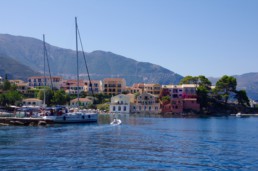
left=41, top=17, right=98, bottom=124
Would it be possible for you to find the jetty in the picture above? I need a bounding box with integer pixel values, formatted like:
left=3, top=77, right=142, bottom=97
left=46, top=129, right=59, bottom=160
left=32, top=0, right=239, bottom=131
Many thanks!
left=0, top=117, right=54, bottom=126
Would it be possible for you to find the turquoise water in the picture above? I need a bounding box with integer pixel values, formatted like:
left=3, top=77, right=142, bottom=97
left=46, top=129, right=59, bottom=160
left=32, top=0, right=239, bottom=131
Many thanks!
left=1, top=115, right=258, bottom=170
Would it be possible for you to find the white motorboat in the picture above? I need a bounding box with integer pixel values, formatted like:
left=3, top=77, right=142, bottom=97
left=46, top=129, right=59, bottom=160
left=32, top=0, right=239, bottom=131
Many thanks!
left=236, top=112, right=242, bottom=117
left=235, top=112, right=249, bottom=118
left=110, top=118, right=122, bottom=125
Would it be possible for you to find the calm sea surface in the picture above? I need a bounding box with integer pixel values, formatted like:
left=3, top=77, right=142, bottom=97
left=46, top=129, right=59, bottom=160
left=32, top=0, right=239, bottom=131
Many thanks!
left=1, top=114, right=258, bottom=170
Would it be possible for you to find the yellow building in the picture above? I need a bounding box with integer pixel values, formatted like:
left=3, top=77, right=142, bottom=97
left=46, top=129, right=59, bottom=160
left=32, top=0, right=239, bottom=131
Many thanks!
left=9, top=80, right=29, bottom=94
left=131, top=83, right=161, bottom=96
left=143, top=83, right=161, bottom=95
left=103, top=78, right=126, bottom=96
left=84, top=80, right=103, bottom=94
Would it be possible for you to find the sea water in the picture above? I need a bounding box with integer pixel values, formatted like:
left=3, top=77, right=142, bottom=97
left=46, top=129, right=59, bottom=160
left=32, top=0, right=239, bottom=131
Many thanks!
left=0, top=114, right=258, bottom=170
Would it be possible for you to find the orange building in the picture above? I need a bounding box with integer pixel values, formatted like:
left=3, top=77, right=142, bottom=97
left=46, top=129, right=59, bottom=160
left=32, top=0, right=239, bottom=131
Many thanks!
left=132, top=83, right=161, bottom=95
left=103, top=78, right=126, bottom=96
left=143, top=84, right=161, bottom=95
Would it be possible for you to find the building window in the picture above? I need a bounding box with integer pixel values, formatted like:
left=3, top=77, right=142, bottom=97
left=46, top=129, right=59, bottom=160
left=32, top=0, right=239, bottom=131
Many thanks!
left=123, top=106, right=126, bottom=111
left=113, top=106, right=116, bottom=111
left=118, top=106, right=121, bottom=111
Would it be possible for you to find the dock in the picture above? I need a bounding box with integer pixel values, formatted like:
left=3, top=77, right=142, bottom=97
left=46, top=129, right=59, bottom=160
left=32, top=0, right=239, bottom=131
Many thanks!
left=0, top=117, right=54, bottom=126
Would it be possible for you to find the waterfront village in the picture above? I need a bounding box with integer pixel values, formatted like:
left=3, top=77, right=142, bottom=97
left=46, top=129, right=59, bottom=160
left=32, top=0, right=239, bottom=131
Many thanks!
left=0, top=75, right=257, bottom=116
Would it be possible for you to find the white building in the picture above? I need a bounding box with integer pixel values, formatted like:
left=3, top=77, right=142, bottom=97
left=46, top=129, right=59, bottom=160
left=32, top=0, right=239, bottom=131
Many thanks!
left=70, top=98, right=93, bottom=107
left=28, top=76, right=63, bottom=89
left=131, top=92, right=160, bottom=114
left=109, top=94, right=130, bottom=114
left=22, top=98, right=43, bottom=107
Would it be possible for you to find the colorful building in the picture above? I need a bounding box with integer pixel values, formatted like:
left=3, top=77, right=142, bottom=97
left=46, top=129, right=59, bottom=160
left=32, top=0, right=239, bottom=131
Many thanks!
left=9, top=80, right=29, bottom=94
left=183, top=98, right=200, bottom=112
left=28, top=76, right=62, bottom=89
left=103, top=78, right=126, bottom=96
left=109, top=94, right=130, bottom=114
left=131, top=92, right=160, bottom=114
left=143, top=83, right=161, bottom=95
left=70, top=98, right=93, bottom=107
left=84, top=80, right=102, bottom=94
left=182, top=84, right=197, bottom=98
left=160, top=84, right=200, bottom=113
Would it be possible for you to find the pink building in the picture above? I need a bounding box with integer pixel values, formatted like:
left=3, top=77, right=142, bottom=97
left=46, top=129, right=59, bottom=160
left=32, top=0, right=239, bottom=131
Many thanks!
left=183, top=98, right=200, bottom=112
left=162, top=98, right=183, bottom=114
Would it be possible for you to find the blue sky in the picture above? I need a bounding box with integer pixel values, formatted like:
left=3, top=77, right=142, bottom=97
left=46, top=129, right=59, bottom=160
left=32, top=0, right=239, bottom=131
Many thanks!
left=1, top=0, right=258, bottom=77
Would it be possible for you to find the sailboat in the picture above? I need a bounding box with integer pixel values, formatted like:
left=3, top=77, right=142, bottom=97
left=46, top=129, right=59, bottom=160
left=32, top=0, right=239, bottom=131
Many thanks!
left=42, top=17, right=98, bottom=123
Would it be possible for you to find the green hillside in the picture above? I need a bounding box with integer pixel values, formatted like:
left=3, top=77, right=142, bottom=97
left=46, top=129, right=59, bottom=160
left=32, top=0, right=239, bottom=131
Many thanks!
left=0, top=55, right=41, bottom=80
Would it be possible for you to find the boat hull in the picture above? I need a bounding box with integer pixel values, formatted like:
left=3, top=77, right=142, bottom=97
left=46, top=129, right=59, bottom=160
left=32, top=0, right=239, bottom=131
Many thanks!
left=43, top=113, right=98, bottom=124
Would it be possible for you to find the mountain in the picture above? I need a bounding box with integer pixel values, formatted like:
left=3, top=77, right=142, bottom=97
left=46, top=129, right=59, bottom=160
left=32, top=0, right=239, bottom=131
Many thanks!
left=209, top=73, right=258, bottom=100
left=0, top=55, right=41, bottom=80
left=0, top=34, right=183, bottom=85
left=234, top=73, right=258, bottom=100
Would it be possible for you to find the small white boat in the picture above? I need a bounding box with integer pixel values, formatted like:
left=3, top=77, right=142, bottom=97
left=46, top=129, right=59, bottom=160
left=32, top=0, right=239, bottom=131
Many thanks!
left=236, top=112, right=242, bottom=117
left=235, top=112, right=249, bottom=118
left=110, top=118, right=122, bottom=125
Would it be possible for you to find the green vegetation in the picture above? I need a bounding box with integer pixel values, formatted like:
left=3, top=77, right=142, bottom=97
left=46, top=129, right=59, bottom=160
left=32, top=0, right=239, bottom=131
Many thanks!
left=214, top=75, right=237, bottom=104
left=0, top=75, right=23, bottom=106
left=161, top=96, right=170, bottom=104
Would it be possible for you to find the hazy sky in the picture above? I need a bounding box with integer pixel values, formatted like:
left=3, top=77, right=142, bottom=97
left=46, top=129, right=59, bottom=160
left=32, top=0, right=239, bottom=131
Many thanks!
left=1, top=0, right=258, bottom=77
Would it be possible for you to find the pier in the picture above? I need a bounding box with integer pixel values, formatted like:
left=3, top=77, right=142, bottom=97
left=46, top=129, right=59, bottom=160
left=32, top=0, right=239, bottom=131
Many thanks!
left=0, top=117, right=54, bottom=126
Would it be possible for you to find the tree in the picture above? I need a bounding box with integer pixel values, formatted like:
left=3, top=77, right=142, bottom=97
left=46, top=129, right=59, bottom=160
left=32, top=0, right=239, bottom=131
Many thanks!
left=215, top=75, right=237, bottom=104
left=196, top=75, right=212, bottom=109
left=97, top=103, right=109, bottom=112
left=235, top=90, right=250, bottom=107
left=2, top=79, right=11, bottom=91
left=51, top=90, right=68, bottom=105
left=0, top=77, right=22, bottom=106
left=0, top=94, right=7, bottom=106
left=5, top=90, right=23, bottom=105
left=179, top=76, right=198, bottom=85
left=161, top=96, right=170, bottom=104
left=37, top=88, right=54, bottom=106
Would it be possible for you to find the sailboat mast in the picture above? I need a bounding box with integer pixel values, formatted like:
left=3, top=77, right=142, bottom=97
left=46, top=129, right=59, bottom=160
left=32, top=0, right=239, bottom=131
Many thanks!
left=43, top=34, right=46, bottom=107
left=75, top=17, right=79, bottom=106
